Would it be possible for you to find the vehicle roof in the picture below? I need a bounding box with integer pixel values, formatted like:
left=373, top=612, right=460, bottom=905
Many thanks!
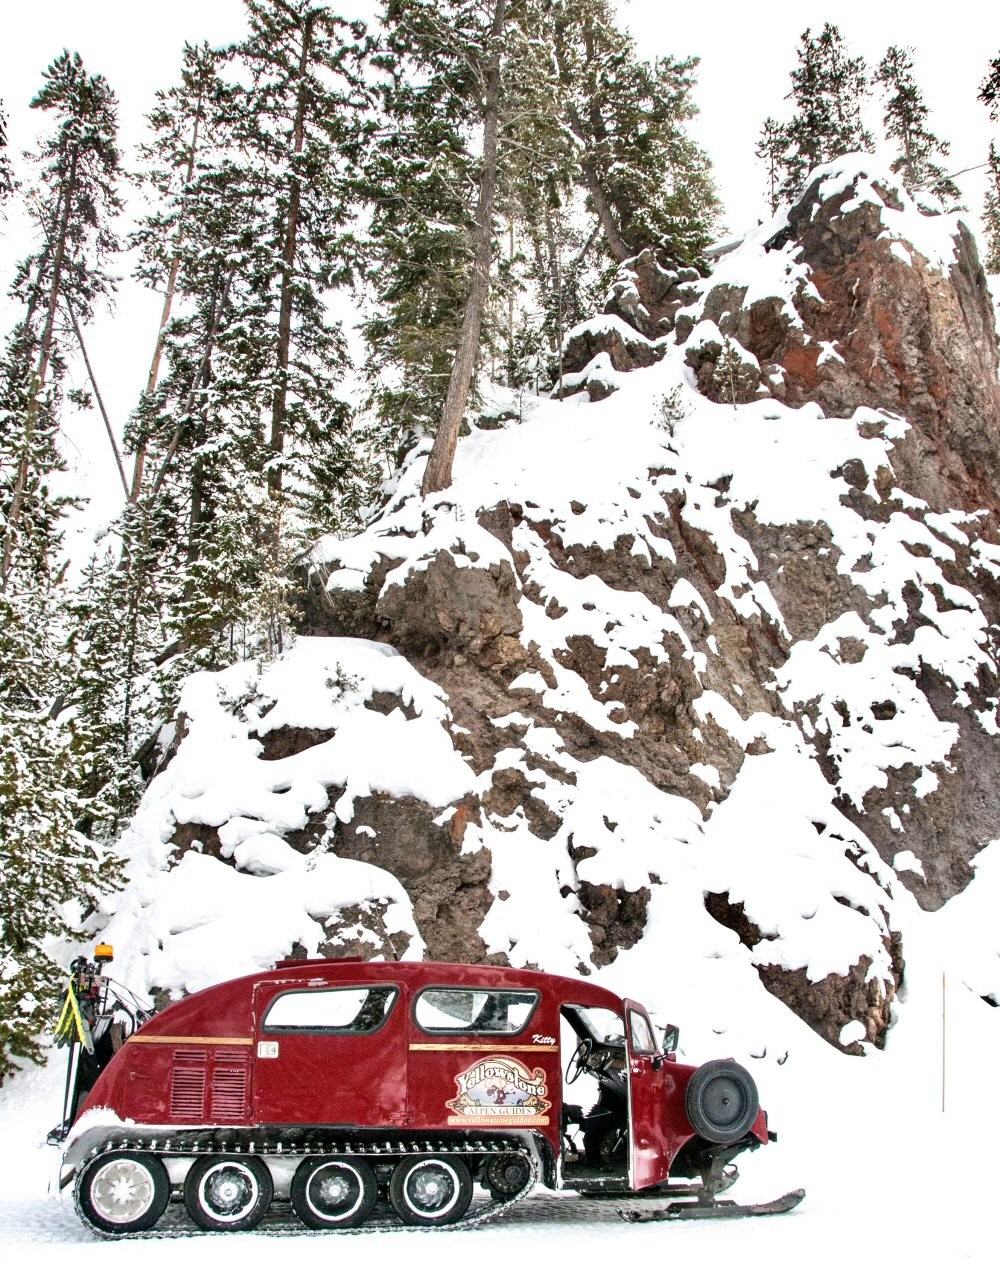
left=138, top=958, right=625, bottom=1040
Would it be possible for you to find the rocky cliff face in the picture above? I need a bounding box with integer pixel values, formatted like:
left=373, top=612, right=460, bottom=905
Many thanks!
left=558, top=158, right=1000, bottom=918
left=108, top=158, right=1000, bottom=1063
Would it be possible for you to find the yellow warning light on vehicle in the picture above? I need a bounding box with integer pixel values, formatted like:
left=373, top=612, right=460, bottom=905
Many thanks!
left=94, top=944, right=113, bottom=961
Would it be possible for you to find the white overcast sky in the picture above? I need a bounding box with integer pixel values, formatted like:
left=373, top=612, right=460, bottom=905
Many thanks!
left=2, top=0, right=998, bottom=232
left=1, top=0, right=998, bottom=545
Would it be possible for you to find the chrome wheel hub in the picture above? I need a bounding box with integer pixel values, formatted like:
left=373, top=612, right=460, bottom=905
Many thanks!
left=91, top=1159, right=155, bottom=1224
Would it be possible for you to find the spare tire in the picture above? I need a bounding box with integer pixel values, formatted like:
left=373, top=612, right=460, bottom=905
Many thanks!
left=685, top=1059, right=759, bottom=1144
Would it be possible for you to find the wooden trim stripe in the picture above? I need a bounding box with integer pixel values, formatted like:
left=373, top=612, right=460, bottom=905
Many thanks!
left=130, top=1035, right=254, bottom=1046
left=408, top=1043, right=559, bottom=1053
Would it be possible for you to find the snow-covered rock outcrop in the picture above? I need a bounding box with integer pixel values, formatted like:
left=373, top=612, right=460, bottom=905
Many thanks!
left=102, top=157, right=1000, bottom=1067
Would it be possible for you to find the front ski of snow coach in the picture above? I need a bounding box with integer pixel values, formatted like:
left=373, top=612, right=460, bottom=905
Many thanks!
left=61, top=958, right=793, bottom=1235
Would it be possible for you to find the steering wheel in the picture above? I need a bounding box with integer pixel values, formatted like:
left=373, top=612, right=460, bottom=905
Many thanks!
left=566, top=1036, right=594, bottom=1085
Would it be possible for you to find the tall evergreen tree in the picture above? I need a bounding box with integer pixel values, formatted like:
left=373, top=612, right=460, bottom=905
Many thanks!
left=129, top=42, right=226, bottom=502
left=875, top=46, right=959, bottom=205
left=984, top=143, right=1000, bottom=275
left=756, top=117, right=789, bottom=216
left=0, top=54, right=125, bottom=1074
left=0, top=51, right=123, bottom=588
left=551, top=0, right=717, bottom=266
left=364, top=0, right=576, bottom=450
left=374, top=0, right=717, bottom=495
left=412, top=0, right=511, bottom=497
left=84, top=5, right=376, bottom=788
left=778, top=24, right=874, bottom=202
left=361, top=6, right=478, bottom=460
left=223, top=0, right=375, bottom=529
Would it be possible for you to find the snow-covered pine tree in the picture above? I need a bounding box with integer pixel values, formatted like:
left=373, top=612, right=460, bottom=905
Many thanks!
left=756, top=117, right=789, bottom=215
left=407, top=0, right=512, bottom=497
left=500, top=8, right=601, bottom=385
left=361, top=3, right=480, bottom=461
left=124, top=142, right=285, bottom=708
left=515, top=186, right=601, bottom=393
left=0, top=582, right=120, bottom=1075
left=67, top=538, right=161, bottom=843
left=778, top=24, right=874, bottom=202
left=551, top=0, right=717, bottom=266
left=0, top=51, right=123, bottom=588
left=984, top=143, right=1000, bottom=274
left=119, top=4, right=377, bottom=724
left=875, top=46, right=959, bottom=206
left=980, top=58, right=1000, bottom=274
left=379, top=0, right=717, bottom=494
left=97, top=43, right=236, bottom=767
left=222, top=0, right=376, bottom=535
left=0, top=100, right=13, bottom=209
left=128, top=41, right=227, bottom=502
left=0, top=53, right=125, bottom=1075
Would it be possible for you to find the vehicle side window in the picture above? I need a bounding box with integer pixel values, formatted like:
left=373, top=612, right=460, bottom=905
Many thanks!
left=263, top=986, right=397, bottom=1035
left=414, top=987, right=539, bottom=1035
left=629, top=1011, right=657, bottom=1055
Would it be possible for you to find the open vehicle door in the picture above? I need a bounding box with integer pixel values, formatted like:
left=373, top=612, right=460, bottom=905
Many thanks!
left=623, top=999, right=672, bottom=1190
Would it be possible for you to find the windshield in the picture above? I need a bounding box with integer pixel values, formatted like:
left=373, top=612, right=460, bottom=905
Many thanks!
left=567, top=1005, right=626, bottom=1048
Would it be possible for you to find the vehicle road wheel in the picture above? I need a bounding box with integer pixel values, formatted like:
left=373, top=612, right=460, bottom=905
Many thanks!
left=685, top=1059, right=759, bottom=1144
left=78, top=1151, right=170, bottom=1234
left=483, top=1152, right=532, bottom=1202
left=389, top=1154, right=472, bottom=1226
left=184, top=1155, right=273, bottom=1231
left=291, top=1156, right=378, bottom=1229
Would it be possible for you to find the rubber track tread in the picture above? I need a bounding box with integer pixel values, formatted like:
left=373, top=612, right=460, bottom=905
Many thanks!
left=72, top=1136, right=537, bottom=1239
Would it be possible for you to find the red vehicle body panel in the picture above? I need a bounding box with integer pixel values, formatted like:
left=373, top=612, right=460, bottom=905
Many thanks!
left=76, top=959, right=768, bottom=1190
left=251, top=976, right=407, bottom=1128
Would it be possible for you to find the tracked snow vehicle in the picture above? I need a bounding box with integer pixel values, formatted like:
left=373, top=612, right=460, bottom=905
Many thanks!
left=60, top=956, right=802, bottom=1234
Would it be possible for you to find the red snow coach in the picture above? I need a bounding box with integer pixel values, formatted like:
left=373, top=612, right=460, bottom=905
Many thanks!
left=59, top=956, right=803, bottom=1235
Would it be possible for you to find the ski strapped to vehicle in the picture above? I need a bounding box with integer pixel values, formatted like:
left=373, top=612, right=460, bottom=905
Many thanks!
left=616, top=1187, right=805, bottom=1223
left=71, top=1132, right=538, bottom=1239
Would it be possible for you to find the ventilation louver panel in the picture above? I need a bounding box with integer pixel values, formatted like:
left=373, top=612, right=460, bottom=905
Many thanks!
left=169, top=1049, right=207, bottom=1121
left=210, top=1050, right=250, bottom=1122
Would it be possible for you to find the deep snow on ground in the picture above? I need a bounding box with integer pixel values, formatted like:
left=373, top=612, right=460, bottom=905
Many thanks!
left=3, top=905, right=1000, bottom=1275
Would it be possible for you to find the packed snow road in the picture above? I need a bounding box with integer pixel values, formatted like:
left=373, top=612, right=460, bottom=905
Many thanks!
left=0, top=1146, right=992, bottom=1277
left=2, top=1045, right=997, bottom=1277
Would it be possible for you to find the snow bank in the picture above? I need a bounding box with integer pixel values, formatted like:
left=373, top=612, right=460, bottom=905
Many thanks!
left=99, top=637, right=484, bottom=996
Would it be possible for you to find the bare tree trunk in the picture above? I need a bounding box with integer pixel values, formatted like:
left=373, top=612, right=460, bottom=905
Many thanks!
left=544, top=206, right=565, bottom=396
left=66, top=297, right=130, bottom=497
left=1, top=150, right=78, bottom=589
left=576, top=149, right=631, bottom=264
left=187, top=454, right=205, bottom=565
left=422, top=0, right=507, bottom=498
left=269, top=12, right=314, bottom=503
left=506, top=219, right=516, bottom=385
left=131, top=104, right=204, bottom=501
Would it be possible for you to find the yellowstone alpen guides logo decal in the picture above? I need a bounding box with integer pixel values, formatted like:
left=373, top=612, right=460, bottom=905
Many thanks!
left=446, top=1057, right=551, bottom=1126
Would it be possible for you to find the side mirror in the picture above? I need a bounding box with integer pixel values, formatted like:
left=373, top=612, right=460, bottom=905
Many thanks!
left=662, top=1024, right=679, bottom=1055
